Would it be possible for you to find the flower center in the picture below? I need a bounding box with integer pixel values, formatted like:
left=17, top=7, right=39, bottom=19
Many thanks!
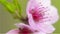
left=29, top=7, right=45, bottom=22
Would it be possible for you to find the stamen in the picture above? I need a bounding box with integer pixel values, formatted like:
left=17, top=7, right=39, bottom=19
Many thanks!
left=29, top=7, right=47, bottom=22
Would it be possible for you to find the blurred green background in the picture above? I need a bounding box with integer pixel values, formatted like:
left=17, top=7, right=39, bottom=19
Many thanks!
left=0, top=0, right=60, bottom=34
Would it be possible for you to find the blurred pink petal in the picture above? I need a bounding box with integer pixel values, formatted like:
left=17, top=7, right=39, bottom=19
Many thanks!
left=15, top=23, right=34, bottom=34
left=36, top=23, right=55, bottom=33
left=7, top=23, right=46, bottom=34
left=44, top=6, right=59, bottom=24
left=35, top=0, right=51, bottom=6
left=6, top=29, right=19, bottom=34
left=15, top=23, right=35, bottom=32
left=33, top=31, right=46, bottom=34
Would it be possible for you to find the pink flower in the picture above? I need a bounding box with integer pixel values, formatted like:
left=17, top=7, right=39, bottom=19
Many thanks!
left=26, top=0, right=59, bottom=33
left=6, top=23, right=46, bottom=34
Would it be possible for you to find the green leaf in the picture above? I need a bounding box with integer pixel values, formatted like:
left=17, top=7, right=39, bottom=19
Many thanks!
left=0, top=0, right=16, bottom=13
left=0, top=0, right=22, bottom=19
left=13, top=0, right=22, bottom=15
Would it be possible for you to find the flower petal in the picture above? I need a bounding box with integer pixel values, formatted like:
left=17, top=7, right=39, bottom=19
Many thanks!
left=15, top=23, right=36, bottom=33
left=35, top=0, right=51, bottom=7
left=34, top=31, right=46, bottom=34
left=28, top=14, right=40, bottom=30
left=37, top=23, right=55, bottom=33
left=44, top=6, right=59, bottom=24
left=6, top=29, right=19, bottom=34
left=15, top=23, right=48, bottom=34
left=28, top=0, right=51, bottom=7
left=15, top=23, right=35, bottom=30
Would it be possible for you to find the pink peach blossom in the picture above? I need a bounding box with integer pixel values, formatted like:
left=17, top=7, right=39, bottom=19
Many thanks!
left=26, top=0, right=59, bottom=33
left=6, top=23, right=47, bottom=34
